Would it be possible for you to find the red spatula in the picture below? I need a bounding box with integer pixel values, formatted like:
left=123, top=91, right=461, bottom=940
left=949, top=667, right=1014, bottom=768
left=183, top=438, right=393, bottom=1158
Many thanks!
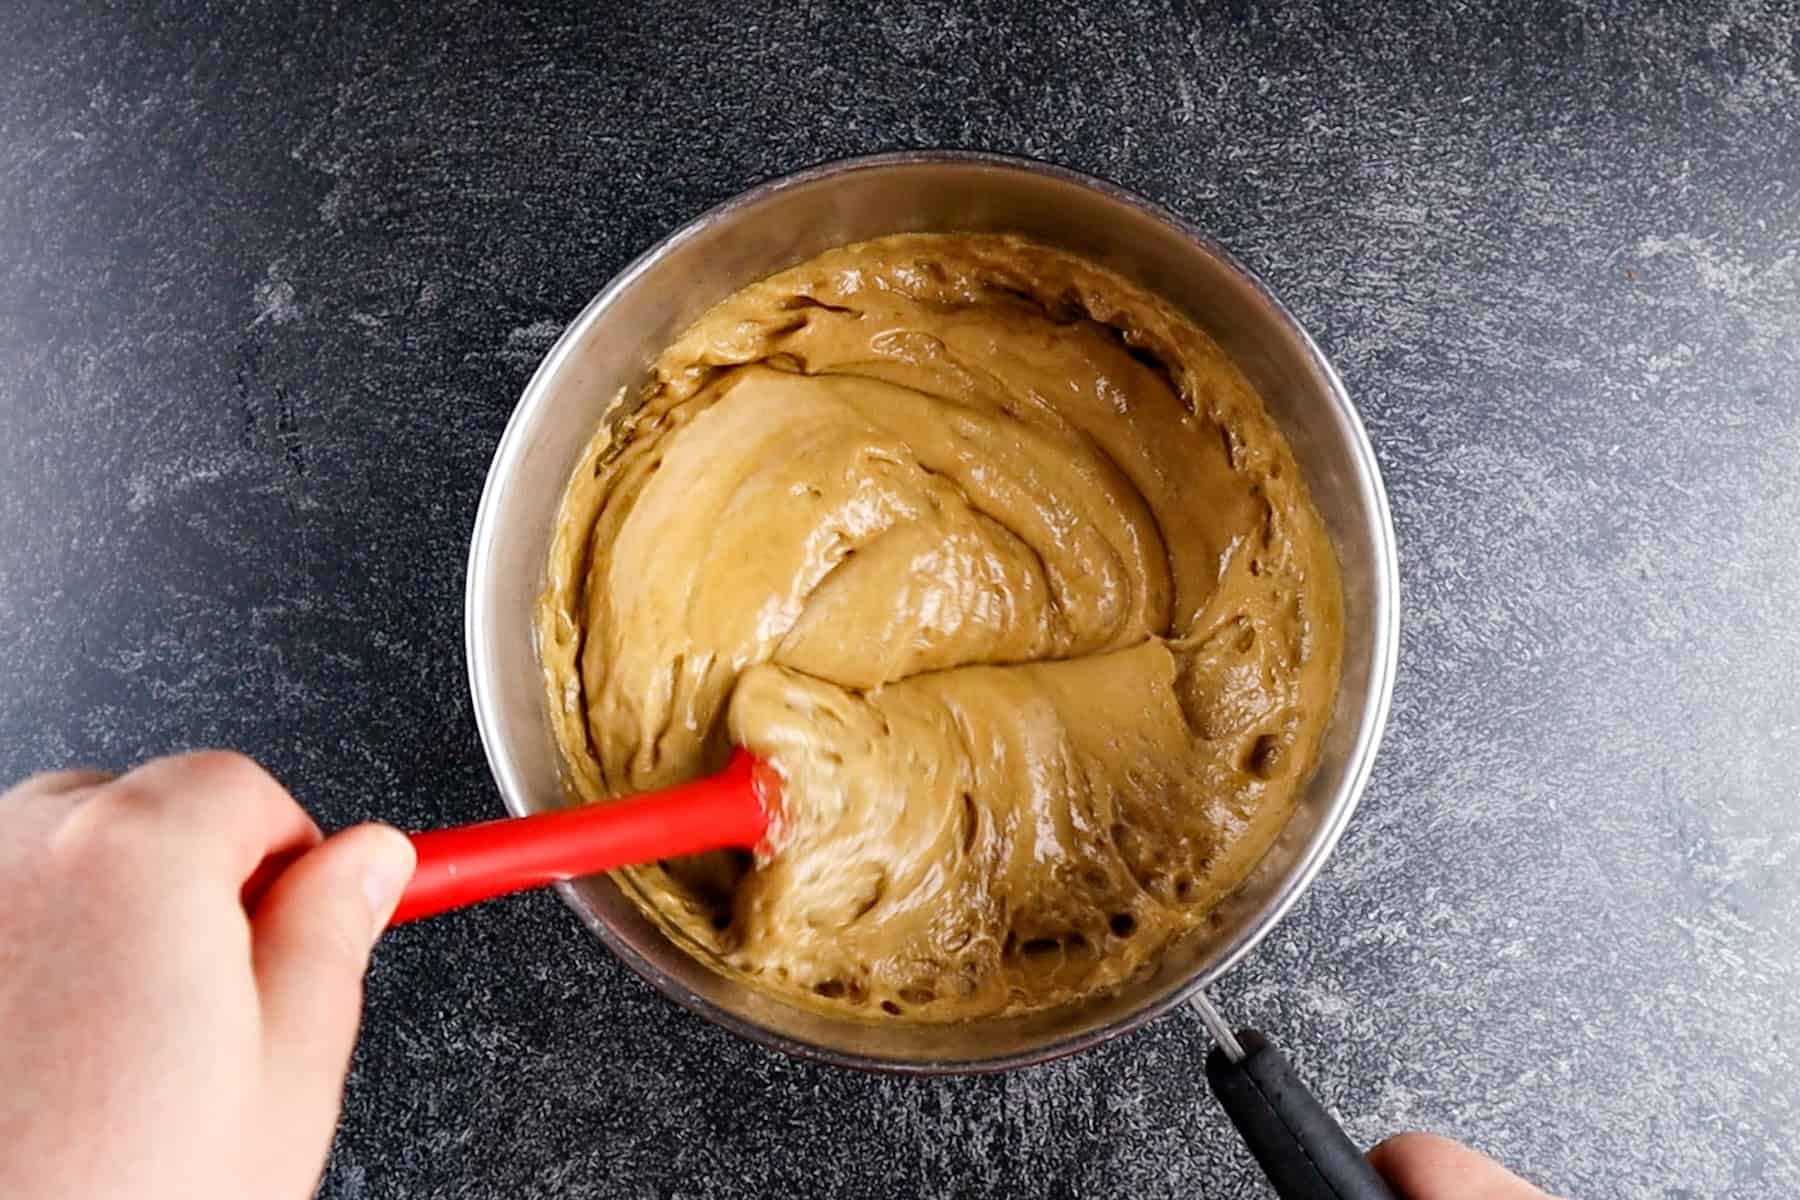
left=389, top=749, right=780, bottom=925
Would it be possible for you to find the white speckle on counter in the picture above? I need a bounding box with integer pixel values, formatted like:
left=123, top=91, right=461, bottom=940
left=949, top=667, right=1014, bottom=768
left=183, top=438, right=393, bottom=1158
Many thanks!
left=252, top=262, right=302, bottom=327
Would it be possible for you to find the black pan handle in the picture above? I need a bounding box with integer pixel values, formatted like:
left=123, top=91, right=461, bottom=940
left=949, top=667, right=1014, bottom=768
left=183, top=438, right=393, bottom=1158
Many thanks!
left=1205, top=1028, right=1399, bottom=1200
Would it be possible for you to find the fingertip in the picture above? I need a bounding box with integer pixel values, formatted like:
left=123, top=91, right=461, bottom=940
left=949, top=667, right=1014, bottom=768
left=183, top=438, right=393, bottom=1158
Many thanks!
left=339, top=823, right=417, bottom=934
left=1369, top=1132, right=1550, bottom=1200
left=1369, top=1130, right=1443, bottom=1165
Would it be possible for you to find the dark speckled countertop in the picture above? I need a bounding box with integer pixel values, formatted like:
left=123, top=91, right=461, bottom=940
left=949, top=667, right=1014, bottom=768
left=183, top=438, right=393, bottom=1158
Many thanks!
left=3, top=3, right=1797, bottom=1197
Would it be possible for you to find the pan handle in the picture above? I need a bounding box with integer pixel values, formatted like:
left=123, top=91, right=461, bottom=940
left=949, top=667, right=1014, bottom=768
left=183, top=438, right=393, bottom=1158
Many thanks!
left=1193, top=996, right=1399, bottom=1200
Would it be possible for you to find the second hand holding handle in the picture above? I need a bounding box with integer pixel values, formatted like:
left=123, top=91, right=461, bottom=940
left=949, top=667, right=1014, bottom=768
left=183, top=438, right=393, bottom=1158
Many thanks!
left=390, top=749, right=778, bottom=925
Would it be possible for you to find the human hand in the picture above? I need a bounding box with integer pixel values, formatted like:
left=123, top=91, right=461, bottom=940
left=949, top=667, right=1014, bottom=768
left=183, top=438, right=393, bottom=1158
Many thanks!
left=1371, top=1132, right=1560, bottom=1199
left=0, top=752, right=415, bottom=1200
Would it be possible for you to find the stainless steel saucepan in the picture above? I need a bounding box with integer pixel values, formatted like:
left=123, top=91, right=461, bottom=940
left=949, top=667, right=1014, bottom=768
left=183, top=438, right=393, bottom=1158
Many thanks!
left=464, top=152, right=1402, bottom=1197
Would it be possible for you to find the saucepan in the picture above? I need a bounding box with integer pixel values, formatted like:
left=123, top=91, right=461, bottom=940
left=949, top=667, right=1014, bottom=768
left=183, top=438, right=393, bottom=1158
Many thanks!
left=464, top=154, right=1399, bottom=1091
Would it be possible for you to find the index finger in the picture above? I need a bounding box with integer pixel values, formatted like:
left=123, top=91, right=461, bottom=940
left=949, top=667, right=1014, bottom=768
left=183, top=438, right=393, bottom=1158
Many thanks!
left=54, top=750, right=322, bottom=889
left=1368, top=1133, right=1555, bottom=1200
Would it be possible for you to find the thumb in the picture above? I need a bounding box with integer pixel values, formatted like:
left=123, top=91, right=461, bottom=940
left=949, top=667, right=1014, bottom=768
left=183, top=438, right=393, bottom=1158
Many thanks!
left=251, top=824, right=415, bottom=1126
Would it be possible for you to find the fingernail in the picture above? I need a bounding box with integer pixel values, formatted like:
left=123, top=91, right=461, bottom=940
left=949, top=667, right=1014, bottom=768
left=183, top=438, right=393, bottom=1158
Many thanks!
left=359, top=826, right=417, bottom=936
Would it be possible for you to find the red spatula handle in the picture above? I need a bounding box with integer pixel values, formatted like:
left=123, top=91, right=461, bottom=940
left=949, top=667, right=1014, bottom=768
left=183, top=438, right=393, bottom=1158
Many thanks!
left=390, top=749, right=774, bottom=925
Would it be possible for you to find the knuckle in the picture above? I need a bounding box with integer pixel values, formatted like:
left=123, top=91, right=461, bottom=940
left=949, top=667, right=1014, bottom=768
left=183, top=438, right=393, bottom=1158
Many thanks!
left=180, top=748, right=275, bottom=793
left=182, top=750, right=301, bottom=823
left=47, top=789, right=166, bottom=874
left=88, top=778, right=173, bottom=825
left=5, top=767, right=113, bottom=801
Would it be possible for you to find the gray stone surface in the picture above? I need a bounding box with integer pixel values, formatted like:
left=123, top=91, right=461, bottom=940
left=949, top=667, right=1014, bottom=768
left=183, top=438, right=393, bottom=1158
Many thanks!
left=3, top=1, right=1797, bottom=1196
